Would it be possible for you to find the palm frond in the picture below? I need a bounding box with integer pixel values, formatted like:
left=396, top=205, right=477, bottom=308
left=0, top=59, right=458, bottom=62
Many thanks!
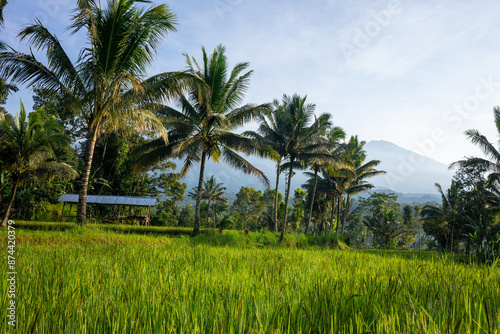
left=114, top=3, right=178, bottom=74
left=33, top=161, right=78, bottom=180
left=0, top=51, right=66, bottom=91
left=450, top=157, right=497, bottom=173
left=130, top=131, right=186, bottom=171
left=139, top=71, right=193, bottom=105
left=465, top=129, right=500, bottom=163
left=0, top=0, right=8, bottom=28
left=178, top=149, right=200, bottom=179
left=223, top=148, right=270, bottom=187
left=104, top=107, right=169, bottom=142
left=220, top=66, right=252, bottom=112
left=206, top=113, right=231, bottom=130
left=227, top=103, right=272, bottom=129
left=19, top=21, right=85, bottom=91
left=494, top=106, right=500, bottom=136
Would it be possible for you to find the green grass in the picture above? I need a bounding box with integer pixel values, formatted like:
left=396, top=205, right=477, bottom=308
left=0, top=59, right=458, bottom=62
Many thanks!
left=1, top=228, right=499, bottom=333
left=11, top=220, right=347, bottom=249
left=11, top=220, right=199, bottom=236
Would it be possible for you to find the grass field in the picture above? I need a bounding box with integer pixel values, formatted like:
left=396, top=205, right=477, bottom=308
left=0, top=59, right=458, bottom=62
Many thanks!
left=1, top=226, right=499, bottom=333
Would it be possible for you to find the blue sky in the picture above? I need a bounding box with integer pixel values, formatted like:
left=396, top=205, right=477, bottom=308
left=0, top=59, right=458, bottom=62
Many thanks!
left=2, top=0, right=500, bottom=165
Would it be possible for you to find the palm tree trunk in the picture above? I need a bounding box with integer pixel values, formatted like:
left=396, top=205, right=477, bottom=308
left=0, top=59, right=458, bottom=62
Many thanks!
left=244, top=211, right=247, bottom=231
left=274, top=161, right=281, bottom=234
left=335, top=196, right=342, bottom=232
left=313, top=194, right=322, bottom=235
left=450, top=225, right=454, bottom=253
left=77, top=126, right=98, bottom=225
left=279, top=158, right=294, bottom=244
left=98, top=135, right=109, bottom=195
left=305, top=168, right=318, bottom=235
left=213, top=203, right=217, bottom=230
left=207, top=200, right=211, bottom=227
left=341, top=194, right=351, bottom=235
left=192, top=151, right=206, bottom=236
left=330, top=194, right=336, bottom=232
left=1, top=175, right=19, bottom=227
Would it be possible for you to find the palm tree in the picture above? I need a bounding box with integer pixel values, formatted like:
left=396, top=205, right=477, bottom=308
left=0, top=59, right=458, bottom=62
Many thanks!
left=0, top=0, right=182, bottom=224
left=421, top=182, right=464, bottom=252
left=202, top=176, right=228, bottom=228
left=364, top=209, right=405, bottom=248
left=308, top=169, right=348, bottom=234
left=0, top=101, right=77, bottom=226
left=243, top=100, right=288, bottom=233
left=302, top=126, right=346, bottom=234
left=189, top=175, right=227, bottom=228
left=341, top=136, right=385, bottom=235
left=275, top=94, right=332, bottom=243
left=451, top=109, right=500, bottom=255
left=452, top=107, right=500, bottom=186
left=133, top=45, right=270, bottom=236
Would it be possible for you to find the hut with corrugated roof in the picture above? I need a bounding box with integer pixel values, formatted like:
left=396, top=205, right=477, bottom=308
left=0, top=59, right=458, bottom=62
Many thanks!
left=58, top=194, right=156, bottom=225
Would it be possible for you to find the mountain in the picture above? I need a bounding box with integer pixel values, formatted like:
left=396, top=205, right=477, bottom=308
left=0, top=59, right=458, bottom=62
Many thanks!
left=174, top=140, right=454, bottom=204
left=364, top=140, right=454, bottom=194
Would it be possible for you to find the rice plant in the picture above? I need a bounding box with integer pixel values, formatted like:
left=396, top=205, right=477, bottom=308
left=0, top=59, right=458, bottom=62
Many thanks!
left=1, top=229, right=499, bottom=333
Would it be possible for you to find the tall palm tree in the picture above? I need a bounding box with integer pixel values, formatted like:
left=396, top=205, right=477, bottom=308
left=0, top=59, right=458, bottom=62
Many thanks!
left=0, top=0, right=182, bottom=224
left=275, top=94, right=331, bottom=243
left=202, top=176, right=227, bottom=228
left=0, top=101, right=77, bottom=226
left=243, top=100, right=287, bottom=233
left=133, top=45, right=270, bottom=236
left=341, top=136, right=385, bottom=234
left=421, top=182, right=464, bottom=252
left=309, top=169, right=349, bottom=233
left=189, top=175, right=227, bottom=228
left=302, top=126, right=346, bottom=234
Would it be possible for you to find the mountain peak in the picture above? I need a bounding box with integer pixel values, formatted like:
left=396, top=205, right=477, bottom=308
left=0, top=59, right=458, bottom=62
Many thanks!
left=368, top=140, right=394, bottom=145
left=364, top=140, right=453, bottom=194
left=367, top=140, right=414, bottom=151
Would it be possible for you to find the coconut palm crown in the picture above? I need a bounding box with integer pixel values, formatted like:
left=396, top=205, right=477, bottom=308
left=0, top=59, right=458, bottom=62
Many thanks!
left=133, top=45, right=271, bottom=236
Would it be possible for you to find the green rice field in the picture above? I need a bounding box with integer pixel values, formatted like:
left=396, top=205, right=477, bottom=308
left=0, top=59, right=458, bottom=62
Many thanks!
left=1, top=227, right=499, bottom=333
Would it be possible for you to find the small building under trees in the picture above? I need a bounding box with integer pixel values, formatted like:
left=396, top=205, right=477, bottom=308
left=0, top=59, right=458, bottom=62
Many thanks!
left=58, top=194, right=156, bottom=225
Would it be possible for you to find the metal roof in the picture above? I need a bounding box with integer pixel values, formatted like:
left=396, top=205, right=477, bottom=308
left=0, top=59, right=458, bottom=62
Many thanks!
left=58, top=194, right=156, bottom=206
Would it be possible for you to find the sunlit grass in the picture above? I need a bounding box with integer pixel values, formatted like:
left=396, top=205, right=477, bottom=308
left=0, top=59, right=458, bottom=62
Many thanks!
left=1, top=228, right=499, bottom=333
